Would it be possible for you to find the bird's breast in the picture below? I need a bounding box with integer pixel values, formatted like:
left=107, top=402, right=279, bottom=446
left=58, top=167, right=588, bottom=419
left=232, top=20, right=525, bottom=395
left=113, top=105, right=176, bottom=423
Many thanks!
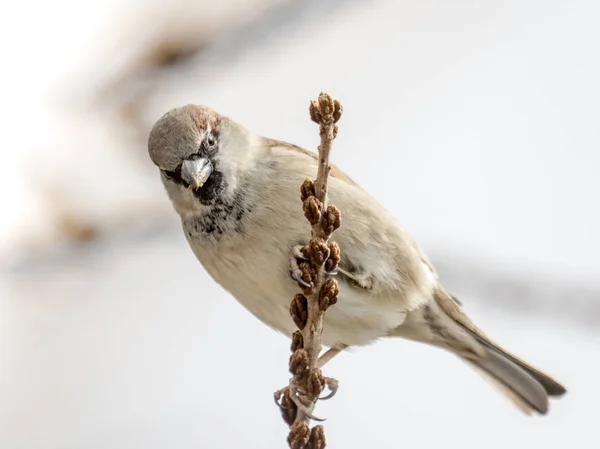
left=184, top=230, right=411, bottom=347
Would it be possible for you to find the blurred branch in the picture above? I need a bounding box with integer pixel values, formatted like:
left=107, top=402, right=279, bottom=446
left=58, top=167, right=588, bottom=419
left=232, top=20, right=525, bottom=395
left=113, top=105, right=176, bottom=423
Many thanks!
left=90, top=0, right=361, bottom=153
left=433, top=255, right=600, bottom=327
left=7, top=228, right=599, bottom=331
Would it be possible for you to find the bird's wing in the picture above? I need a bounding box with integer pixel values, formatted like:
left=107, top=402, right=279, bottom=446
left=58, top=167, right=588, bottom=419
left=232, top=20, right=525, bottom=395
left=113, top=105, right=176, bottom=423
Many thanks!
left=269, top=139, right=440, bottom=279
left=265, top=138, right=359, bottom=188
left=266, top=138, right=439, bottom=293
left=266, top=138, right=379, bottom=291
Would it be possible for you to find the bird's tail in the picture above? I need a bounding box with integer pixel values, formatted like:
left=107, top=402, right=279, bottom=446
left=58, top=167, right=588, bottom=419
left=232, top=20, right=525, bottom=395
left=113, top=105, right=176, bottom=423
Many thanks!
left=394, top=292, right=566, bottom=414
left=459, top=327, right=567, bottom=415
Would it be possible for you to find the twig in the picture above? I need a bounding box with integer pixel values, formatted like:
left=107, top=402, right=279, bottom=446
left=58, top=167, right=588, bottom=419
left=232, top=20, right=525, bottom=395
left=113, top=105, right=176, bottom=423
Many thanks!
left=275, top=93, right=343, bottom=449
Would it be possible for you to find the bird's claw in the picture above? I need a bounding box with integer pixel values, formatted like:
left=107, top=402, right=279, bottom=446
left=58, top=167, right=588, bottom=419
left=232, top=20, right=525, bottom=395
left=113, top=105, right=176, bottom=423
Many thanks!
left=274, top=390, right=288, bottom=410
left=289, top=245, right=313, bottom=288
left=319, top=377, right=339, bottom=400
left=292, top=245, right=309, bottom=261
left=274, top=386, right=327, bottom=422
left=291, top=269, right=312, bottom=288
left=291, top=377, right=338, bottom=401
left=291, top=385, right=307, bottom=397
left=304, top=410, right=327, bottom=422
left=292, top=245, right=336, bottom=276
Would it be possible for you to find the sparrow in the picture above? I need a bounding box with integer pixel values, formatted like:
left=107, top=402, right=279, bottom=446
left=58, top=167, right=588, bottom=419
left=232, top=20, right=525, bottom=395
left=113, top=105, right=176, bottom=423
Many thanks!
left=147, top=104, right=566, bottom=415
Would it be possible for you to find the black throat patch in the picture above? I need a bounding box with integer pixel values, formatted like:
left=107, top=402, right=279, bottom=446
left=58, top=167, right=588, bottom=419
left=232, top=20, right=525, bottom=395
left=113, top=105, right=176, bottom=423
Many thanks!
left=190, top=169, right=226, bottom=205
left=183, top=174, right=252, bottom=240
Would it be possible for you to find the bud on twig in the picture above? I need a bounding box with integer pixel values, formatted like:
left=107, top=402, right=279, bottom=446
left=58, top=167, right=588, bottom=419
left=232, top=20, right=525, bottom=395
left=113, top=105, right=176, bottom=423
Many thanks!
left=298, top=262, right=316, bottom=291
left=303, top=197, right=323, bottom=225
left=290, top=294, right=308, bottom=329
left=319, top=279, right=339, bottom=311
left=308, top=238, right=330, bottom=266
left=307, top=425, right=327, bottom=449
left=288, top=422, right=311, bottom=449
left=321, top=206, right=341, bottom=236
left=301, top=179, right=316, bottom=201
left=325, top=242, right=341, bottom=273
left=306, top=369, right=326, bottom=398
left=289, top=348, right=310, bottom=377
left=279, top=389, right=298, bottom=426
left=291, top=331, right=304, bottom=351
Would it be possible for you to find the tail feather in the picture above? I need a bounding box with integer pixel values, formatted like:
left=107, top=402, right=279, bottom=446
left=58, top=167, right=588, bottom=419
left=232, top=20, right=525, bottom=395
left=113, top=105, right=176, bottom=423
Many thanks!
left=462, top=345, right=550, bottom=414
left=427, top=290, right=567, bottom=413
left=462, top=325, right=567, bottom=399
left=452, top=315, right=566, bottom=414
left=444, top=295, right=565, bottom=398
left=395, top=291, right=567, bottom=414
left=466, top=361, right=536, bottom=415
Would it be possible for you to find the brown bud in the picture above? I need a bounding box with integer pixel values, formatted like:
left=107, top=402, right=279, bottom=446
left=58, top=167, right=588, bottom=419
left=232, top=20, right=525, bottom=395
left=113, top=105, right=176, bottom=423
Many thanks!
left=288, top=421, right=311, bottom=449
left=333, top=99, right=343, bottom=124
left=308, top=237, right=330, bottom=266
left=290, top=294, right=308, bottom=330
left=309, top=100, right=322, bottom=124
left=318, top=92, right=335, bottom=121
left=300, top=178, right=316, bottom=201
left=300, top=245, right=311, bottom=260
left=306, top=369, right=325, bottom=398
left=332, top=124, right=339, bottom=140
left=279, top=389, right=297, bottom=426
left=289, top=348, right=310, bottom=376
left=303, top=196, right=323, bottom=226
left=321, top=205, right=341, bottom=236
left=326, top=241, right=341, bottom=272
left=291, top=331, right=304, bottom=352
left=299, top=262, right=316, bottom=291
left=306, top=425, right=326, bottom=449
left=319, top=279, right=339, bottom=311
left=324, top=258, right=337, bottom=273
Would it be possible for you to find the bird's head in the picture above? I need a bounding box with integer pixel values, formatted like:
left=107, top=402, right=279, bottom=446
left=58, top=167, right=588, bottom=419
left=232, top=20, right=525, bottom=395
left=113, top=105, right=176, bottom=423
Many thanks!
left=148, top=104, right=259, bottom=209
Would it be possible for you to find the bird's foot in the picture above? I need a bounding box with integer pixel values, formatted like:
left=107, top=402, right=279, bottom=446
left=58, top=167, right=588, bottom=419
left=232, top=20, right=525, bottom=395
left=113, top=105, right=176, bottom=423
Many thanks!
left=274, top=385, right=327, bottom=422
left=319, top=377, right=339, bottom=400
left=292, top=376, right=339, bottom=401
left=289, top=245, right=312, bottom=288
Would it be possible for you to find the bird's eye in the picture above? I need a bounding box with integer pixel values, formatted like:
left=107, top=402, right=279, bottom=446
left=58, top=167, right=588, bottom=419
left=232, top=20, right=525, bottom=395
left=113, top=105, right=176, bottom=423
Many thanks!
left=203, top=132, right=218, bottom=154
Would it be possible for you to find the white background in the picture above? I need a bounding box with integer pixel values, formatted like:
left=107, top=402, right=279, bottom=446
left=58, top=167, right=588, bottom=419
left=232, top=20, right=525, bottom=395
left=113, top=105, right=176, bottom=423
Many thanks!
left=1, top=1, right=598, bottom=448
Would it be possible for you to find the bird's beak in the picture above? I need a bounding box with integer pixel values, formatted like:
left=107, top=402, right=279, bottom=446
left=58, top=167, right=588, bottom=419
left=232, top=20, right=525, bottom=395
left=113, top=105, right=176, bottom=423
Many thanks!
left=181, top=158, right=213, bottom=190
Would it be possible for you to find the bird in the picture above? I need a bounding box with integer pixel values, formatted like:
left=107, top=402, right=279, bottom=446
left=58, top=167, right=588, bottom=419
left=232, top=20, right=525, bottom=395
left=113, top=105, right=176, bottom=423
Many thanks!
left=147, top=104, right=566, bottom=415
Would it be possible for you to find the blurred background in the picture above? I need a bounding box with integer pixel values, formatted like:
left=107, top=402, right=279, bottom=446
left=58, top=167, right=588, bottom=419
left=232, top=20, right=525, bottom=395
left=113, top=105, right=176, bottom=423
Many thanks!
left=1, top=0, right=599, bottom=447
